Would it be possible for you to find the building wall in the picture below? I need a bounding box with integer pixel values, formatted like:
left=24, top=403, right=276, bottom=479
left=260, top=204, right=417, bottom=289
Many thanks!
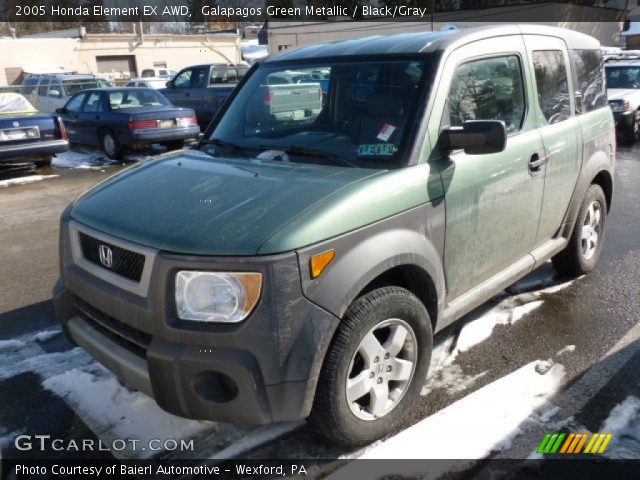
left=267, top=10, right=626, bottom=55
left=0, top=34, right=242, bottom=86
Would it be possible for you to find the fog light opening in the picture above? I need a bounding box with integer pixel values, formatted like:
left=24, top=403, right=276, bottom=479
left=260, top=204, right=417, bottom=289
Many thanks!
left=193, top=371, right=238, bottom=404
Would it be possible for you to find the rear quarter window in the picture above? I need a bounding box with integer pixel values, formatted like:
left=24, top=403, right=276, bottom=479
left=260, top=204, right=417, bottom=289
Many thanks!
left=571, top=49, right=607, bottom=114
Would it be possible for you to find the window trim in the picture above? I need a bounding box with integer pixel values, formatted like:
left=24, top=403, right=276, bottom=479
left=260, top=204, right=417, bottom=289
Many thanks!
left=443, top=52, right=529, bottom=138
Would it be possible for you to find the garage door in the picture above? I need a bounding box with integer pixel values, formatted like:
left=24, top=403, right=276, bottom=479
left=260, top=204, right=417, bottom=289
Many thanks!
left=96, top=55, right=137, bottom=78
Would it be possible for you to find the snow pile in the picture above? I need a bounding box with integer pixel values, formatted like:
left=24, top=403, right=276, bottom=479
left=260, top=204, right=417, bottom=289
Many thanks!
left=335, top=360, right=565, bottom=479
left=52, top=150, right=116, bottom=169
left=33, top=329, right=61, bottom=342
left=0, top=339, right=25, bottom=352
left=42, top=365, right=213, bottom=459
left=598, top=396, right=640, bottom=459
left=0, top=174, right=58, bottom=188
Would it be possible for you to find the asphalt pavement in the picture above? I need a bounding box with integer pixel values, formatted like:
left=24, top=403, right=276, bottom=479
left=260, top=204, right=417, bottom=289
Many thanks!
left=0, top=143, right=638, bottom=472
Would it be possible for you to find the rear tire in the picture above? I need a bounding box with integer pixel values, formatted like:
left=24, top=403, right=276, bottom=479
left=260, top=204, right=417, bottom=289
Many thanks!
left=100, top=130, right=123, bottom=160
left=163, top=140, right=185, bottom=151
left=33, top=156, right=52, bottom=168
left=552, top=184, right=607, bottom=276
left=309, top=286, right=432, bottom=447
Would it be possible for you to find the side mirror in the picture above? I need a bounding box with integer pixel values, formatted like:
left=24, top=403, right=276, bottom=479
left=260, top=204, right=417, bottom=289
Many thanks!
left=439, top=120, right=507, bottom=155
left=55, top=108, right=66, bottom=114
left=166, top=81, right=173, bottom=88
left=49, top=89, right=61, bottom=98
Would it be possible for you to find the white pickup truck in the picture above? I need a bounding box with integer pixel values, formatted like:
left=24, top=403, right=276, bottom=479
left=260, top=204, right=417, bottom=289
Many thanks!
left=605, top=59, right=640, bottom=142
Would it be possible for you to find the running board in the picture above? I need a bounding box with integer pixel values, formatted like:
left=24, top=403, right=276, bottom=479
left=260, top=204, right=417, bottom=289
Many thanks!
left=438, top=238, right=568, bottom=332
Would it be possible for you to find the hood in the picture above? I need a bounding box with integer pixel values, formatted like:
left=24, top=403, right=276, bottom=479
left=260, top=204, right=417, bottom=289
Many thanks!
left=70, top=151, right=382, bottom=255
left=607, top=88, right=640, bottom=101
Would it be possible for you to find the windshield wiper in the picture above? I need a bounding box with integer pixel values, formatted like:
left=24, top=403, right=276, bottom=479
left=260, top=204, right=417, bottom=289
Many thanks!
left=262, top=145, right=359, bottom=168
left=199, top=138, right=246, bottom=155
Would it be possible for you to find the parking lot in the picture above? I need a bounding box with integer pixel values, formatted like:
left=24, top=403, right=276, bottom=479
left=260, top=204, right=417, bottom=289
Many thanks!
left=0, top=142, right=639, bottom=474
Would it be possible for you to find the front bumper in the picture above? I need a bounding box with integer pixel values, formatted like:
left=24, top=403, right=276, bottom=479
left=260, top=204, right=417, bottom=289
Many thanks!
left=53, top=215, right=339, bottom=424
left=0, top=139, right=69, bottom=162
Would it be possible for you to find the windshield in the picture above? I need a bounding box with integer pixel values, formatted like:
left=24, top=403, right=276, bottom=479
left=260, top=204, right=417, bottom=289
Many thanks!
left=63, top=79, right=111, bottom=96
left=108, top=89, right=171, bottom=110
left=606, top=66, right=640, bottom=89
left=203, top=59, right=428, bottom=168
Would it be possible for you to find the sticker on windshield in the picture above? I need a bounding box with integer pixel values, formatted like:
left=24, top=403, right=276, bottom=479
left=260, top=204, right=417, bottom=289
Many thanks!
left=358, top=144, right=397, bottom=156
left=377, top=123, right=396, bottom=142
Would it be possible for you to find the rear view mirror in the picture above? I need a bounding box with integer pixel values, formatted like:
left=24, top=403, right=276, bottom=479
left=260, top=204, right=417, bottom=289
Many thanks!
left=49, top=89, right=61, bottom=98
left=439, top=120, right=507, bottom=155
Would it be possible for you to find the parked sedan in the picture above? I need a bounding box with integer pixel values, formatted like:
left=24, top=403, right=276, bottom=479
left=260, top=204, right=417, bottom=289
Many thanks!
left=0, top=92, right=68, bottom=168
left=55, top=88, right=200, bottom=159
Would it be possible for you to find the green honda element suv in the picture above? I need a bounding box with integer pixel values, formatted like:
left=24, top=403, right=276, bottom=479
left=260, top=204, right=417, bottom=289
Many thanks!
left=54, top=25, right=614, bottom=447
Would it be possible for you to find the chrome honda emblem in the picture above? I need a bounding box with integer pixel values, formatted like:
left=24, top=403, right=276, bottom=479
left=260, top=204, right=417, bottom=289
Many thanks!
left=99, top=244, right=113, bottom=269
left=12, top=121, right=19, bottom=127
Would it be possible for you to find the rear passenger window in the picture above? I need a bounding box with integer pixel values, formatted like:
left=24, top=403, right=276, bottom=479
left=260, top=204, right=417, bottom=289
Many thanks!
left=571, top=49, right=607, bottom=114
left=83, top=92, right=103, bottom=113
left=447, top=55, right=526, bottom=134
left=532, top=51, right=571, bottom=124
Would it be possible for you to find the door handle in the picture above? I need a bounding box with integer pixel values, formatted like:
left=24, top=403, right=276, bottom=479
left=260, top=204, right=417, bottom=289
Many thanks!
left=95, top=115, right=100, bottom=120
left=185, top=92, right=191, bottom=97
left=528, top=151, right=548, bottom=174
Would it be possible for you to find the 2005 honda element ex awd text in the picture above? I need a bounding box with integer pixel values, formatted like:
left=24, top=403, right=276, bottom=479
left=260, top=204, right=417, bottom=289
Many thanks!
left=54, top=25, right=615, bottom=447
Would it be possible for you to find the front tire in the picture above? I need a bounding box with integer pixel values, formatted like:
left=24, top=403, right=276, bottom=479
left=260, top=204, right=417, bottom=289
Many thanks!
left=309, top=286, right=432, bottom=447
left=552, top=184, right=607, bottom=276
left=623, top=111, right=640, bottom=144
left=100, top=130, right=123, bottom=160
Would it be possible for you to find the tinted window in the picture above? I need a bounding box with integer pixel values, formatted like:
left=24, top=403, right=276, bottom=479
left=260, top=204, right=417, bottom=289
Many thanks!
left=20, top=78, right=38, bottom=95
left=83, top=92, right=103, bottom=113
left=62, top=79, right=110, bottom=96
left=605, top=66, right=640, bottom=89
left=532, top=50, right=571, bottom=124
left=571, top=49, right=607, bottom=114
left=49, top=80, right=63, bottom=97
left=108, top=89, right=171, bottom=110
left=66, top=93, right=86, bottom=112
left=447, top=55, right=525, bottom=134
left=37, top=79, right=51, bottom=96
left=173, top=69, right=192, bottom=88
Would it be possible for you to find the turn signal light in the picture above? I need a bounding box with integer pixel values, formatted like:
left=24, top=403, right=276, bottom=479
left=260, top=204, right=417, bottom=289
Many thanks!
left=310, top=250, right=335, bottom=279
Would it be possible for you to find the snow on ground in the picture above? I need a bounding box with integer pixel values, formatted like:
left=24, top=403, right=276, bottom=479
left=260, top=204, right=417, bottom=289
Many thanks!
left=557, top=345, right=576, bottom=356
left=335, top=360, right=565, bottom=479
left=598, top=396, right=640, bottom=459
left=0, top=174, right=58, bottom=188
left=52, top=149, right=117, bottom=169
left=42, top=365, right=213, bottom=459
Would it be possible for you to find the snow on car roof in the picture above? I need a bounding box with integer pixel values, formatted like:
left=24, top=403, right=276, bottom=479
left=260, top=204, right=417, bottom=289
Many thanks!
left=0, top=93, right=36, bottom=114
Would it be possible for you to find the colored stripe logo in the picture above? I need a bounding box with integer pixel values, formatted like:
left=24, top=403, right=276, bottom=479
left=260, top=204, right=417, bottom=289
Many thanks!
left=537, top=432, right=613, bottom=454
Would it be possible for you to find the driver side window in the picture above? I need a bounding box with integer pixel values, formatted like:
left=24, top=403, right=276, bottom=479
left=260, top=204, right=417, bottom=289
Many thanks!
left=173, top=69, right=192, bottom=88
left=447, top=55, right=526, bottom=134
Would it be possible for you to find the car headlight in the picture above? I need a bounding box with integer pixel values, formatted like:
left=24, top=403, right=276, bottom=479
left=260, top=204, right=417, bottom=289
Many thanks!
left=175, top=271, right=262, bottom=323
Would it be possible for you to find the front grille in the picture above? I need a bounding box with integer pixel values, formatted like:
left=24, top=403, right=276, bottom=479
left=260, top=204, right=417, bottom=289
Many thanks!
left=73, top=297, right=151, bottom=358
left=79, top=232, right=145, bottom=282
